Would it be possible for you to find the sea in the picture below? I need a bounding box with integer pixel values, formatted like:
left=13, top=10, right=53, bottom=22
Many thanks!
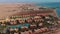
left=35, top=2, right=60, bottom=18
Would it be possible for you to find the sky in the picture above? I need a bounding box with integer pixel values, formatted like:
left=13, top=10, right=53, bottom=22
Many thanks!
left=0, top=0, right=60, bottom=3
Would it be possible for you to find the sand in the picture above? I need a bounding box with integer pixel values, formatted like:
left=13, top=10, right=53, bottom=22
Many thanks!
left=0, top=3, right=33, bottom=17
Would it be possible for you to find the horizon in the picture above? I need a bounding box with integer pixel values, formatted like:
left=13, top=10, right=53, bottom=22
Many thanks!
left=0, top=0, right=60, bottom=3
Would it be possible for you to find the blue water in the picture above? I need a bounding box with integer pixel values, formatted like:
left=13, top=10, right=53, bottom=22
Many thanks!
left=35, top=2, right=60, bottom=17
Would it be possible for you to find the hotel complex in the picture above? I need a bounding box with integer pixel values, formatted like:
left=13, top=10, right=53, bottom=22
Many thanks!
left=0, top=4, right=59, bottom=34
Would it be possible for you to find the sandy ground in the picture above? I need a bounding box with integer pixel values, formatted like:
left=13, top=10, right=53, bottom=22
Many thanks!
left=0, top=3, right=30, bottom=16
left=54, top=28, right=60, bottom=34
left=0, top=4, right=20, bottom=17
left=0, top=3, right=35, bottom=17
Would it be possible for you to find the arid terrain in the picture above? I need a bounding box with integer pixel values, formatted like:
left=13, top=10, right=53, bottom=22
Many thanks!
left=0, top=3, right=18, bottom=17
left=0, top=3, right=34, bottom=17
